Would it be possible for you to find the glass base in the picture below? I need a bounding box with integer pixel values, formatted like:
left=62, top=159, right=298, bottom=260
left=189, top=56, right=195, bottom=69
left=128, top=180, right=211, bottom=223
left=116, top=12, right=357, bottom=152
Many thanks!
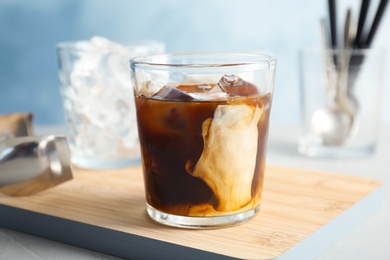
left=146, top=203, right=260, bottom=229
left=71, top=156, right=141, bottom=169
left=298, top=141, right=376, bottom=159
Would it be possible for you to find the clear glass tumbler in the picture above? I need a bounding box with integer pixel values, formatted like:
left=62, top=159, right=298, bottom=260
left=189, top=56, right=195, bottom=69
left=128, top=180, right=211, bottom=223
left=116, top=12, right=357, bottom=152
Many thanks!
left=130, top=53, right=277, bottom=228
left=56, top=37, right=165, bottom=169
left=298, top=48, right=385, bottom=158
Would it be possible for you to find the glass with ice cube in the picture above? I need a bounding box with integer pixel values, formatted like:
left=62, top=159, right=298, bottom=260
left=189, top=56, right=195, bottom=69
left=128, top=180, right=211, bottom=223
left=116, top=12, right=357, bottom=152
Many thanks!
left=56, top=37, right=165, bottom=169
left=130, top=53, right=277, bottom=228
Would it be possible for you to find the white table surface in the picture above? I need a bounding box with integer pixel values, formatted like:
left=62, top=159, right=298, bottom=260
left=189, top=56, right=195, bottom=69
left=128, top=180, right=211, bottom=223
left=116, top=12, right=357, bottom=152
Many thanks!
left=1, top=124, right=389, bottom=260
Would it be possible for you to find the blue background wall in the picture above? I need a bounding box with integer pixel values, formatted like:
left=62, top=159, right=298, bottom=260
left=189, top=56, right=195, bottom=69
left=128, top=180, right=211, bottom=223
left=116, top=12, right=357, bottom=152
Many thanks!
left=0, top=0, right=389, bottom=125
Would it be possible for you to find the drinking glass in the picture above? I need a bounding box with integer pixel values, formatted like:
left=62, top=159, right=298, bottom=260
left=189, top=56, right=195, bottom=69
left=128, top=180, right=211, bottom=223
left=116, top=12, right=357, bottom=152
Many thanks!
left=299, top=48, right=385, bottom=158
left=56, top=37, right=165, bottom=169
left=130, top=53, right=277, bottom=228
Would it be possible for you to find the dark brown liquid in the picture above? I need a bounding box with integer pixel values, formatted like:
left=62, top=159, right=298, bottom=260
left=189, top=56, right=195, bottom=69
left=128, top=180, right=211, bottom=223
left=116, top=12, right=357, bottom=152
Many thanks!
left=135, top=84, right=272, bottom=216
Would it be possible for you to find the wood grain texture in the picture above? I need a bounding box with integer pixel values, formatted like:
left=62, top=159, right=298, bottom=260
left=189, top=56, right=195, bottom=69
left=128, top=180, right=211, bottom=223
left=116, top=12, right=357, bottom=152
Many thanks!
left=0, top=165, right=382, bottom=259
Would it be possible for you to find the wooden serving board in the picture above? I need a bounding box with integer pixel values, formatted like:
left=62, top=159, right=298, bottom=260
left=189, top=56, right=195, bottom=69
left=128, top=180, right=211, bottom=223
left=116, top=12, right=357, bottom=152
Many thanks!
left=0, top=165, right=382, bottom=260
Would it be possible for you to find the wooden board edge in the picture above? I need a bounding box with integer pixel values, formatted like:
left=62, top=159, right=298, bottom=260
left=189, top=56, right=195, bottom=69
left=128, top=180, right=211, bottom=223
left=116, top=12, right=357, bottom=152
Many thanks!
left=0, top=204, right=241, bottom=260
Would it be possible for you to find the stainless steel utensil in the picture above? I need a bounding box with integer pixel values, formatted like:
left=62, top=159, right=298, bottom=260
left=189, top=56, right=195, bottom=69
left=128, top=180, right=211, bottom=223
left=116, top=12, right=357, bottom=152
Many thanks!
left=312, top=10, right=358, bottom=145
left=0, top=135, right=72, bottom=196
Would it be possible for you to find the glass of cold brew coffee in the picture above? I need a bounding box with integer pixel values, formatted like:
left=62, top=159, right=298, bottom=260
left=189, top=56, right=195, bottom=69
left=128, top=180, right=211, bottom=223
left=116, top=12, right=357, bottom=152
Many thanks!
left=130, top=53, right=276, bottom=228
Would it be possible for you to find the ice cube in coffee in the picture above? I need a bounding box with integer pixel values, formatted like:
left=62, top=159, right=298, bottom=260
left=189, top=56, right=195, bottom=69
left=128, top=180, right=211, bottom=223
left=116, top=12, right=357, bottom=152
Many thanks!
left=131, top=53, right=276, bottom=228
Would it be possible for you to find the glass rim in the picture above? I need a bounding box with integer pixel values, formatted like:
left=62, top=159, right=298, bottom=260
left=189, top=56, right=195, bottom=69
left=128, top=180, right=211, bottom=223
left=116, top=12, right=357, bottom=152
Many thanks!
left=130, top=52, right=277, bottom=70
